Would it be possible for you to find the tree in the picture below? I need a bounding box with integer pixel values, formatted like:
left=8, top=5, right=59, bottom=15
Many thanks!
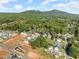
left=70, top=46, right=79, bottom=58
left=31, top=36, right=49, bottom=49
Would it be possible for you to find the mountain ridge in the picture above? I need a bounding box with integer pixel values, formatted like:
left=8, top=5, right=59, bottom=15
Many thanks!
left=0, top=9, right=79, bottom=25
left=21, top=10, right=79, bottom=15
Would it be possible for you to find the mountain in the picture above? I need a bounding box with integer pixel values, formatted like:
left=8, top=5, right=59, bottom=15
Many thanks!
left=0, top=10, right=79, bottom=25
left=0, top=9, right=79, bottom=32
left=21, top=10, right=79, bottom=20
left=22, top=10, right=78, bottom=16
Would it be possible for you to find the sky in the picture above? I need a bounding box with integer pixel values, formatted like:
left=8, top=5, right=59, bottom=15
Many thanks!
left=0, top=0, right=79, bottom=14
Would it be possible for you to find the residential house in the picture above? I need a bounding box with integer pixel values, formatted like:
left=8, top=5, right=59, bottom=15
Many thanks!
left=22, top=32, right=40, bottom=44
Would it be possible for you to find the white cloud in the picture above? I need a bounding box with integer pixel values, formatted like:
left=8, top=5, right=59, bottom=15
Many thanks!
left=26, top=7, right=33, bottom=10
left=54, top=1, right=79, bottom=8
left=0, top=0, right=17, bottom=4
left=41, top=0, right=56, bottom=5
left=53, top=1, right=79, bottom=14
left=22, top=6, right=42, bottom=11
left=0, top=0, right=17, bottom=12
left=14, top=4, right=23, bottom=10
left=23, top=6, right=52, bottom=11
left=25, top=6, right=38, bottom=10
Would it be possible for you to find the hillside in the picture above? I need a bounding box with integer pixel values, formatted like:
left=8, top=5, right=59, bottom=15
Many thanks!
left=22, top=10, right=79, bottom=20
left=0, top=10, right=79, bottom=31
left=0, top=10, right=79, bottom=24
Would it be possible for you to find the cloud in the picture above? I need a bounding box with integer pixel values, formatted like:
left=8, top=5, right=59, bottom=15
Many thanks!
left=53, top=0, right=79, bottom=14
left=22, top=6, right=43, bottom=11
left=24, top=6, right=41, bottom=11
left=0, top=0, right=17, bottom=12
left=25, top=7, right=34, bottom=10
left=54, top=1, right=79, bottom=8
left=22, top=5, right=53, bottom=12
left=14, top=4, right=23, bottom=10
left=0, top=4, right=23, bottom=12
left=40, top=0, right=56, bottom=6
left=0, top=0, right=17, bottom=4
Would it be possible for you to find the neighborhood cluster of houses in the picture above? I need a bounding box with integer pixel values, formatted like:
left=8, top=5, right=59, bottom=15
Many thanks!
left=5, top=31, right=53, bottom=59
left=44, top=32, right=74, bottom=59
left=20, top=23, right=78, bottom=59
left=0, top=30, right=17, bottom=42
left=0, top=22, right=78, bottom=59
left=0, top=31, right=41, bottom=59
left=21, top=31, right=53, bottom=45
left=43, top=22, right=79, bottom=59
left=0, top=29, right=53, bottom=44
left=21, top=32, right=40, bottom=44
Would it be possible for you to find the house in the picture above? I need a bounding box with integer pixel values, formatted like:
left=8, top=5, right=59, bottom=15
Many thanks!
left=43, top=33, right=47, bottom=37
left=23, top=32, right=40, bottom=44
left=43, top=32, right=52, bottom=39
left=47, top=33, right=52, bottom=39
left=0, top=30, right=18, bottom=40
left=45, top=46, right=62, bottom=58
left=21, top=32, right=27, bottom=36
